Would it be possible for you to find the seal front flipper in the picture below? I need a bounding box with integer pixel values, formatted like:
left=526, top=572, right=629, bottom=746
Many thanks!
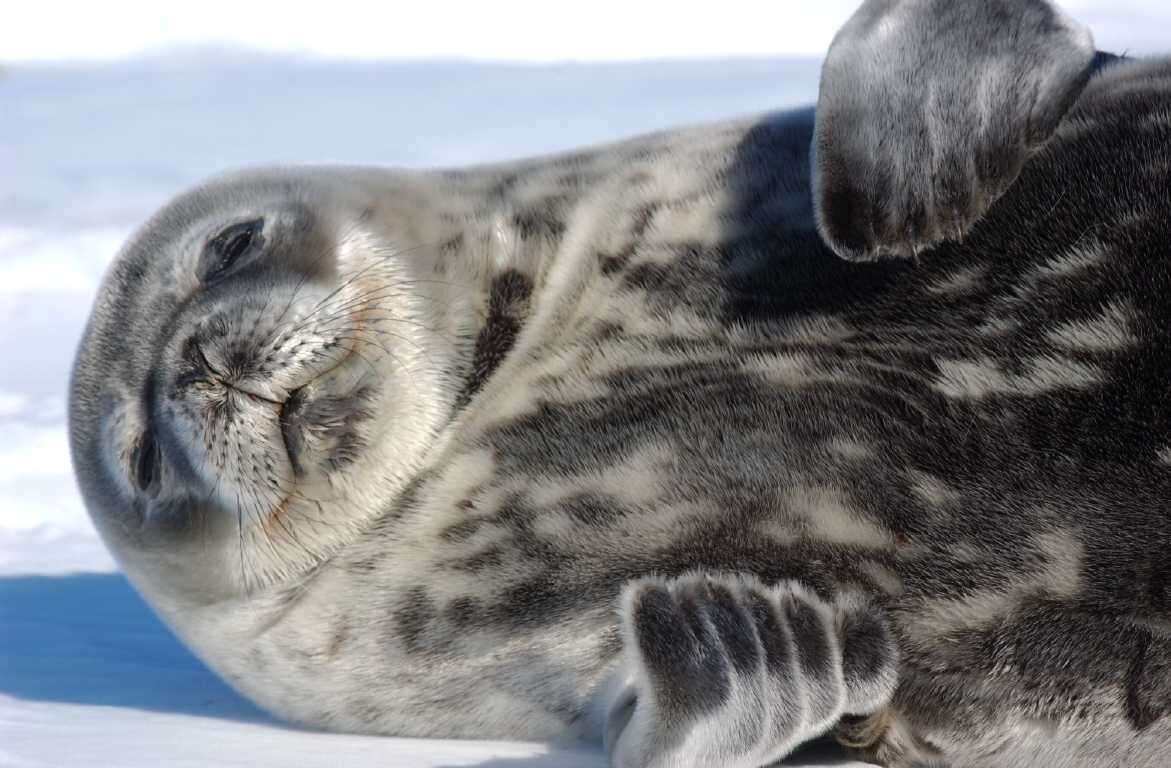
left=812, top=0, right=1096, bottom=262
left=603, top=573, right=897, bottom=768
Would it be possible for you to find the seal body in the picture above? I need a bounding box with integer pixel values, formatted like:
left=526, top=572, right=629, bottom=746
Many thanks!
left=71, top=55, right=1171, bottom=767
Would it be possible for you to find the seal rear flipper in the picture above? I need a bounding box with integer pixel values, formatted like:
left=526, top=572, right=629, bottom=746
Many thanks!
left=602, top=573, right=897, bottom=768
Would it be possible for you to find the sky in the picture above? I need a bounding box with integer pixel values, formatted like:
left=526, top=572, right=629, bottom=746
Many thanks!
left=2, top=0, right=1169, bottom=62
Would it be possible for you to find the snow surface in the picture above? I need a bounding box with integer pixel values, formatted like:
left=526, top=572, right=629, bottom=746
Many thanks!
left=0, top=574, right=854, bottom=766
left=0, top=54, right=877, bottom=767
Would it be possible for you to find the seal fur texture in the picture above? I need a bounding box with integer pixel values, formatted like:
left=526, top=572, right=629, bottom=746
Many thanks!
left=70, top=50, right=1171, bottom=768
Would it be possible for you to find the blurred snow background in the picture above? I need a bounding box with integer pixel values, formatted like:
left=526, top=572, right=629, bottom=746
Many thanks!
left=0, top=1, right=1167, bottom=766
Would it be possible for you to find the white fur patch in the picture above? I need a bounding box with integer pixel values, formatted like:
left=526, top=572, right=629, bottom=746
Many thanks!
left=1032, top=241, right=1107, bottom=280
left=825, top=437, right=875, bottom=461
left=779, top=314, right=854, bottom=343
left=932, top=355, right=1099, bottom=399
left=789, top=485, right=893, bottom=549
left=925, top=265, right=986, bottom=295
left=1046, top=302, right=1136, bottom=351
left=742, top=351, right=817, bottom=386
left=908, top=471, right=960, bottom=506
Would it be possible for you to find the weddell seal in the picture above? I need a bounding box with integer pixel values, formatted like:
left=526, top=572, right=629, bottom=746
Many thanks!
left=68, top=0, right=1171, bottom=765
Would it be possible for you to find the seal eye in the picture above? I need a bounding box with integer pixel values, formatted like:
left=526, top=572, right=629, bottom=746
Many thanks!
left=199, top=219, right=264, bottom=283
left=132, top=429, right=161, bottom=495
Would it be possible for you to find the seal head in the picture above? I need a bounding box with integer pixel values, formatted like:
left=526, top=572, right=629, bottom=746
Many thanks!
left=69, top=167, right=456, bottom=612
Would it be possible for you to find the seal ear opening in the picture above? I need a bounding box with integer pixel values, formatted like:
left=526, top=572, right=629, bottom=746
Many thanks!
left=132, top=428, right=162, bottom=497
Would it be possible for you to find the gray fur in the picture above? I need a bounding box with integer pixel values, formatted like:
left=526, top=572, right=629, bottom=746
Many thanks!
left=69, top=8, right=1171, bottom=768
left=813, top=0, right=1095, bottom=261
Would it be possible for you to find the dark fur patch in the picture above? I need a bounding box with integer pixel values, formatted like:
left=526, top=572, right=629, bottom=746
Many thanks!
left=784, top=596, right=833, bottom=682
left=512, top=207, right=567, bottom=240
left=1125, top=630, right=1171, bottom=731
left=456, top=269, right=533, bottom=408
left=440, top=518, right=487, bottom=543
left=706, top=583, right=761, bottom=674
left=391, top=585, right=439, bottom=655
left=439, top=233, right=465, bottom=257
left=598, top=246, right=634, bottom=276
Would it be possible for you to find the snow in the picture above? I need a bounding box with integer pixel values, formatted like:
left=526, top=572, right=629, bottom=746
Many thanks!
left=0, top=53, right=874, bottom=767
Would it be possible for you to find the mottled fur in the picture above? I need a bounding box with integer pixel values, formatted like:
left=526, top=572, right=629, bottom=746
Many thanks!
left=71, top=10, right=1171, bottom=768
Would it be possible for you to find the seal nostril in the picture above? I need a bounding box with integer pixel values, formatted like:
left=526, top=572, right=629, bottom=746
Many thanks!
left=192, top=338, right=222, bottom=379
left=280, top=388, right=307, bottom=478
left=176, top=335, right=221, bottom=390
left=133, top=428, right=162, bottom=495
